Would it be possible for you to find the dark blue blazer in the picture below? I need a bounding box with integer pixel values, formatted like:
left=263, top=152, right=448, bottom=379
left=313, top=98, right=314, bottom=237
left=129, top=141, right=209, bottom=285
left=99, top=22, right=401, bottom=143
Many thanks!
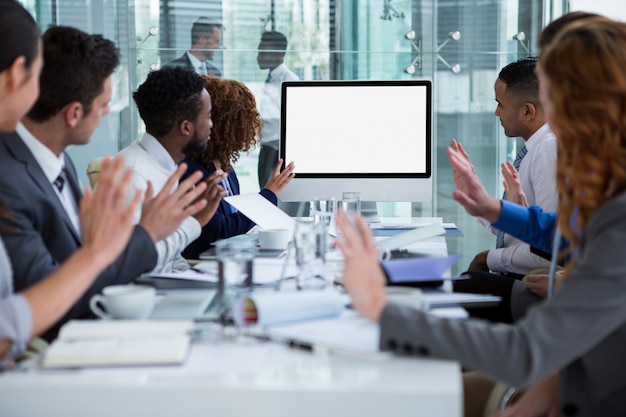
left=181, top=158, right=277, bottom=259
left=0, top=132, right=157, bottom=340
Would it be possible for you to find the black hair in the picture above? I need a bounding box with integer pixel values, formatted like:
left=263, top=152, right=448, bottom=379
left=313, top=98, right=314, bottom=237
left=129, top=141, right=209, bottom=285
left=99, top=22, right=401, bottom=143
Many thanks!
left=27, top=26, right=119, bottom=122
left=133, top=66, right=206, bottom=137
left=0, top=0, right=40, bottom=73
left=191, top=17, right=222, bottom=45
left=498, top=56, right=539, bottom=103
left=260, top=31, right=288, bottom=51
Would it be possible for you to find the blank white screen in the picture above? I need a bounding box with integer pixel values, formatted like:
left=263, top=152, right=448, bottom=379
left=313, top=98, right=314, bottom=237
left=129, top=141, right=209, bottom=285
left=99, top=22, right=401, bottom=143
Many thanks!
left=283, top=84, right=428, bottom=175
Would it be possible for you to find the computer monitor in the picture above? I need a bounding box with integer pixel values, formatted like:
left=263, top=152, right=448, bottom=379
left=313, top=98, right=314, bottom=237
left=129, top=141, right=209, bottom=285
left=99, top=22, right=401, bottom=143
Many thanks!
left=278, top=80, right=432, bottom=206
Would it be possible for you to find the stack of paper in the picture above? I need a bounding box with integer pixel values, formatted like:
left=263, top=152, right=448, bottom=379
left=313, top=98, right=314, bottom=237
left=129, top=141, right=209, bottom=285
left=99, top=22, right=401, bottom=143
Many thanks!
left=42, top=320, right=193, bottom=368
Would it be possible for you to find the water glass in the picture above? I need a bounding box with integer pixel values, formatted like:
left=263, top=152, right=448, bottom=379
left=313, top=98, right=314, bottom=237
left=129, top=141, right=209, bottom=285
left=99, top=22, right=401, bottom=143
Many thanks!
left=310, top=197, right=336, bottom=226
left=215, top=238, right=255, bottom=292
left=341, top=191, right=361, bottom=214
left=293, top=221, right=327, bottom=290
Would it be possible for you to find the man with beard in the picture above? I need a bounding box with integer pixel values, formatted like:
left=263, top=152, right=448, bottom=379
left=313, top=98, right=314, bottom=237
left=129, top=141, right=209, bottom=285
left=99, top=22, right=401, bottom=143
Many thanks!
left=117, top=67, right=228, bottom=272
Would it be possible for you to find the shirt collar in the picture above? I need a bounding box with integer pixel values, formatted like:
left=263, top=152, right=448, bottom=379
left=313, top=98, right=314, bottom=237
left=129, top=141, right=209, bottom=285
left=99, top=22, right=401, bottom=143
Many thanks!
left=269, top=62, right=288, bottom=78
left=16, top=122, right=65, bottom=184
left=186, top=52, right=204, bottom=70
left=524, top=123, right=553, bottom=152
left=139, top=133, right=178, bottom=172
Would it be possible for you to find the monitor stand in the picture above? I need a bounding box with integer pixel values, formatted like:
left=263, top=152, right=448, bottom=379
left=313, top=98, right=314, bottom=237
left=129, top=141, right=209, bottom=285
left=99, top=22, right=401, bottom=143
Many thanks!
left=361, top=201, right=381, bottom=223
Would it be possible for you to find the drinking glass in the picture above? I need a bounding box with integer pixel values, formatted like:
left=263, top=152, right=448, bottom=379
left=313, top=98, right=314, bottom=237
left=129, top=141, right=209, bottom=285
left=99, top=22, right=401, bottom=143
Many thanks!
left=293, top=221, right=327, bottom=290
left=340, top=191, right=361, bottom=214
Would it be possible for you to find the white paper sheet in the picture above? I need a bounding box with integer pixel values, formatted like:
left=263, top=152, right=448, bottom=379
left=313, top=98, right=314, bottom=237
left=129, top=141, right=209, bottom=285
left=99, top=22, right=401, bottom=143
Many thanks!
left=225, top=194, right=296, bottom=234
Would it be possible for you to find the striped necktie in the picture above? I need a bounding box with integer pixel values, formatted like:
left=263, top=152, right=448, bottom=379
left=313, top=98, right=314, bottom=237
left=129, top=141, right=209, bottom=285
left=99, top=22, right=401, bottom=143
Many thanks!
left=496, top=145, right=528, bottom=248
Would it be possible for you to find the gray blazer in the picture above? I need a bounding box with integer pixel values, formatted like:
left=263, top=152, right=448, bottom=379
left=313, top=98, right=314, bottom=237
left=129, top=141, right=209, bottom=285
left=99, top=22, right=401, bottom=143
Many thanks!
left=0, top=132, right=157, bottom=341
left=380, top=191, right=626, bottom=417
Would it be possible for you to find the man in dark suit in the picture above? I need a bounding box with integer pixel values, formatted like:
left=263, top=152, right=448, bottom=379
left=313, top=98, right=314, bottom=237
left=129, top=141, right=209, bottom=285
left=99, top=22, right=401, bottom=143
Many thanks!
left=166, top=17, right=222, bottom=77
left=0, top=26, right=214, bottom=341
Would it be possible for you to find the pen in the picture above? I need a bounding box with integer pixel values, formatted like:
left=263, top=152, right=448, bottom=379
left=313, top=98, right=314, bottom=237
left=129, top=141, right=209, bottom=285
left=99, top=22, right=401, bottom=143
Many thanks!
left=243, top=331, right=315, bottom=353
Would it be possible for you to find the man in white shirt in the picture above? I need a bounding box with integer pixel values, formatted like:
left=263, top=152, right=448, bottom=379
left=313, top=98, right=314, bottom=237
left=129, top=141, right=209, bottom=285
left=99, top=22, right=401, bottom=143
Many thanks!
left=459, top=57, right=558, bottom=277
left=256, top=30, right=300, bottom=188
left=117, top=66, right=228, bottom=272
left=166, top=17, right=222, bottom=77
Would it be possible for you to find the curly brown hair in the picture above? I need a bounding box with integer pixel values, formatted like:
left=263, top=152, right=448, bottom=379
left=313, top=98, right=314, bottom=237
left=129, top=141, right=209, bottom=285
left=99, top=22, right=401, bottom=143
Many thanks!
left=191, top=76, right=262, bottom=172
left=540, top=17, right=626, bottom=273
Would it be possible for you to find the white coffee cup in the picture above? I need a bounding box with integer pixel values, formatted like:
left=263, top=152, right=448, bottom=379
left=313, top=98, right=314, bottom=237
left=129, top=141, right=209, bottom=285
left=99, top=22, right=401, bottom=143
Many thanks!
left=258, top=229, right=292, bottom=250
left=90, top=285, right=156, bottom=320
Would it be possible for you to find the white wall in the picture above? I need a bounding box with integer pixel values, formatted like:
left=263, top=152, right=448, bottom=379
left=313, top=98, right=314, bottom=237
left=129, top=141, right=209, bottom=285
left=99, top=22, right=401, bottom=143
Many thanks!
left=569, top=0, right=626, bottom=20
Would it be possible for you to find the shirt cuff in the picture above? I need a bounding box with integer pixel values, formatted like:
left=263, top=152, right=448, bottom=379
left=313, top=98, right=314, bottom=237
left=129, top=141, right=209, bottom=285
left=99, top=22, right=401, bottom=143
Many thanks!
left=0, top=294, right=33, bottom=365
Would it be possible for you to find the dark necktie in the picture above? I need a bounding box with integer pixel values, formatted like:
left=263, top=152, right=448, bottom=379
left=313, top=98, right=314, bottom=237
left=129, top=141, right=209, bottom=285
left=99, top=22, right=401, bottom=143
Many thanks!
left=265, top=72, right=272, bottom=83
left=53, top=172, right=65, bottom=193
left=496, top=145, right=528, bottom=249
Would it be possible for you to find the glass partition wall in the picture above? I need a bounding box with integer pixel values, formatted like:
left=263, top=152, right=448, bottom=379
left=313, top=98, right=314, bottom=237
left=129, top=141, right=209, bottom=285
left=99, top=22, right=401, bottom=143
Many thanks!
left=21, top=0, right=566, bottom=274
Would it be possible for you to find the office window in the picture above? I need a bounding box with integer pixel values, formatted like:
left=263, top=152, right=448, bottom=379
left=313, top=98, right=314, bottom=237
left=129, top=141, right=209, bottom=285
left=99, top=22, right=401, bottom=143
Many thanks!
left=23, top=0, right=568, bottom=274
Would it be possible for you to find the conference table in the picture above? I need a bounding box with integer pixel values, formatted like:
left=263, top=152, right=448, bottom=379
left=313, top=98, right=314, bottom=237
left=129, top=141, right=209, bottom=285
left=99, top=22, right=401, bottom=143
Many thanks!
left=0, top=219, right=463, bottom=417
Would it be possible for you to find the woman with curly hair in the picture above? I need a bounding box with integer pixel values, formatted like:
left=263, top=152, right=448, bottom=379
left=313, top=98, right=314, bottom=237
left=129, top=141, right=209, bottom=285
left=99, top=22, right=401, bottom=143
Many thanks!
left=336, top=17, right=626, bottom=416
left=182, top=76, right=295, bottom=258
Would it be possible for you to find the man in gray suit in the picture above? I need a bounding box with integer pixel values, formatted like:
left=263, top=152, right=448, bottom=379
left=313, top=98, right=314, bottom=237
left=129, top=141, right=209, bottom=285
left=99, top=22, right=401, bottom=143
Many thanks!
left=166, top=17, right=222, bottom=77
left=0, top=26, right=215, bottom=341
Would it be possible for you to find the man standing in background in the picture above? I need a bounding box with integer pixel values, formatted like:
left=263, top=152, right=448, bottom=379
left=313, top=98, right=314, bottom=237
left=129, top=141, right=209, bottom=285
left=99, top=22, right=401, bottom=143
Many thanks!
left=256, top=30, right=299, bottom=189
left=167, top=17, right=222, bottom=77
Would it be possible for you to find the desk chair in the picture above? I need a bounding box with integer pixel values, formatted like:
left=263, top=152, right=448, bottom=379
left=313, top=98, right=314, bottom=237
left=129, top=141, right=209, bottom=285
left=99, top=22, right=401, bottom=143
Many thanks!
left=86, top=156, right=105, bottom=187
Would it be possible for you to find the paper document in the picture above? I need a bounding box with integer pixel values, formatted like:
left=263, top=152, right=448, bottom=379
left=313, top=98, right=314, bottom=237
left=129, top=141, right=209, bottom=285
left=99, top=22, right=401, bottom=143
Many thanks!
left=42, top=320, right=193, bottom=368
left=376, top=223, right=445, bottom=251
left=262, top=310, right=387, bottom=359
left=225, top=194, right=296, bottom=234
left=233, top=291, right=345, bottom=327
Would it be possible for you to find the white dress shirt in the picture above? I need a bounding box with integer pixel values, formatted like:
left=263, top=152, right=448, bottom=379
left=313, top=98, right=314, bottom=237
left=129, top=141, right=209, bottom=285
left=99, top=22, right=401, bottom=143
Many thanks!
left=117, top=133, right=201, bottom=273
left=485, top=123, right=558, bottom=274
left=16, top=123, right=81, bottom=235
left=257, top=63, right=300, bottom=149
left=186, top=52, right=206, bottom=75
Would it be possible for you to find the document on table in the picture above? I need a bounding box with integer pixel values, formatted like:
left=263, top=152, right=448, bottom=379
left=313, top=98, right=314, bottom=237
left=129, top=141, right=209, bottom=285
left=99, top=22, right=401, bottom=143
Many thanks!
left=382, top=255, right=461, bottom=283
left=42, top=320, right=193, bottom=368
left=225, top=194, right=296, bottom=234
left=259, top=310, right=388, bottom=359
left=233, top=291, right=346, bottom=327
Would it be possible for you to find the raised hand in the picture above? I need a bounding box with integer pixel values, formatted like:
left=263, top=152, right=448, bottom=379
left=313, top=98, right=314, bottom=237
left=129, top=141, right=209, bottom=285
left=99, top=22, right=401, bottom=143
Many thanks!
left=450, top=139, right=476, bottom=194
left=335, top=210, right=387, bottom=323
left=192, top=169, right=229, bottom=226
left=264, top=159, right=295, bottom=196
left=139, top=163, right=209, bottom=243
left=447, top=145, right=502, bottom=223
left=79, top=156, right=141, bottom=267
left=502, top=161, right=528, bottom=206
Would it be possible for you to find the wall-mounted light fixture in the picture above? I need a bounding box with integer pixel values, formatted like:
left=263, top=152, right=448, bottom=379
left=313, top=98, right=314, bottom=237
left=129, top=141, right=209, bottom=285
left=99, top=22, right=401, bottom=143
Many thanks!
left=137, top=26, right=159, bottom=69
left=513, top=31, right=530, bottom=55
left=403, top=30, right=462, bottom=75
left=403, top=30, right=422, bottom=74
left=437, top=31, right=461, bottom=73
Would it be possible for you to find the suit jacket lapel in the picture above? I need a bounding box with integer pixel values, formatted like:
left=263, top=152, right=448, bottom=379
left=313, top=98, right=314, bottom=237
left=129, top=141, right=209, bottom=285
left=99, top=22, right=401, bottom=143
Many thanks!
left=2, top=133, right=82, bottom=243
left=62, top=153, right=83, bottom=207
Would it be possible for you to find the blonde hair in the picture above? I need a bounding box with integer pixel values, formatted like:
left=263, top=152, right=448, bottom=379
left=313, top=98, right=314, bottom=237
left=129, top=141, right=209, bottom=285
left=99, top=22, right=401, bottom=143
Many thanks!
left=540, top=18, right=626, bottom=271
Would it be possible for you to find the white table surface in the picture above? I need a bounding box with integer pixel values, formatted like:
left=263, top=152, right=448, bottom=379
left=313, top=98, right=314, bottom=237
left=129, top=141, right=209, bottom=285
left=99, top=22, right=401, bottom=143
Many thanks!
left=0, top=337, right=462, bottom=417
left=0, top=218, right=463, bottom=417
